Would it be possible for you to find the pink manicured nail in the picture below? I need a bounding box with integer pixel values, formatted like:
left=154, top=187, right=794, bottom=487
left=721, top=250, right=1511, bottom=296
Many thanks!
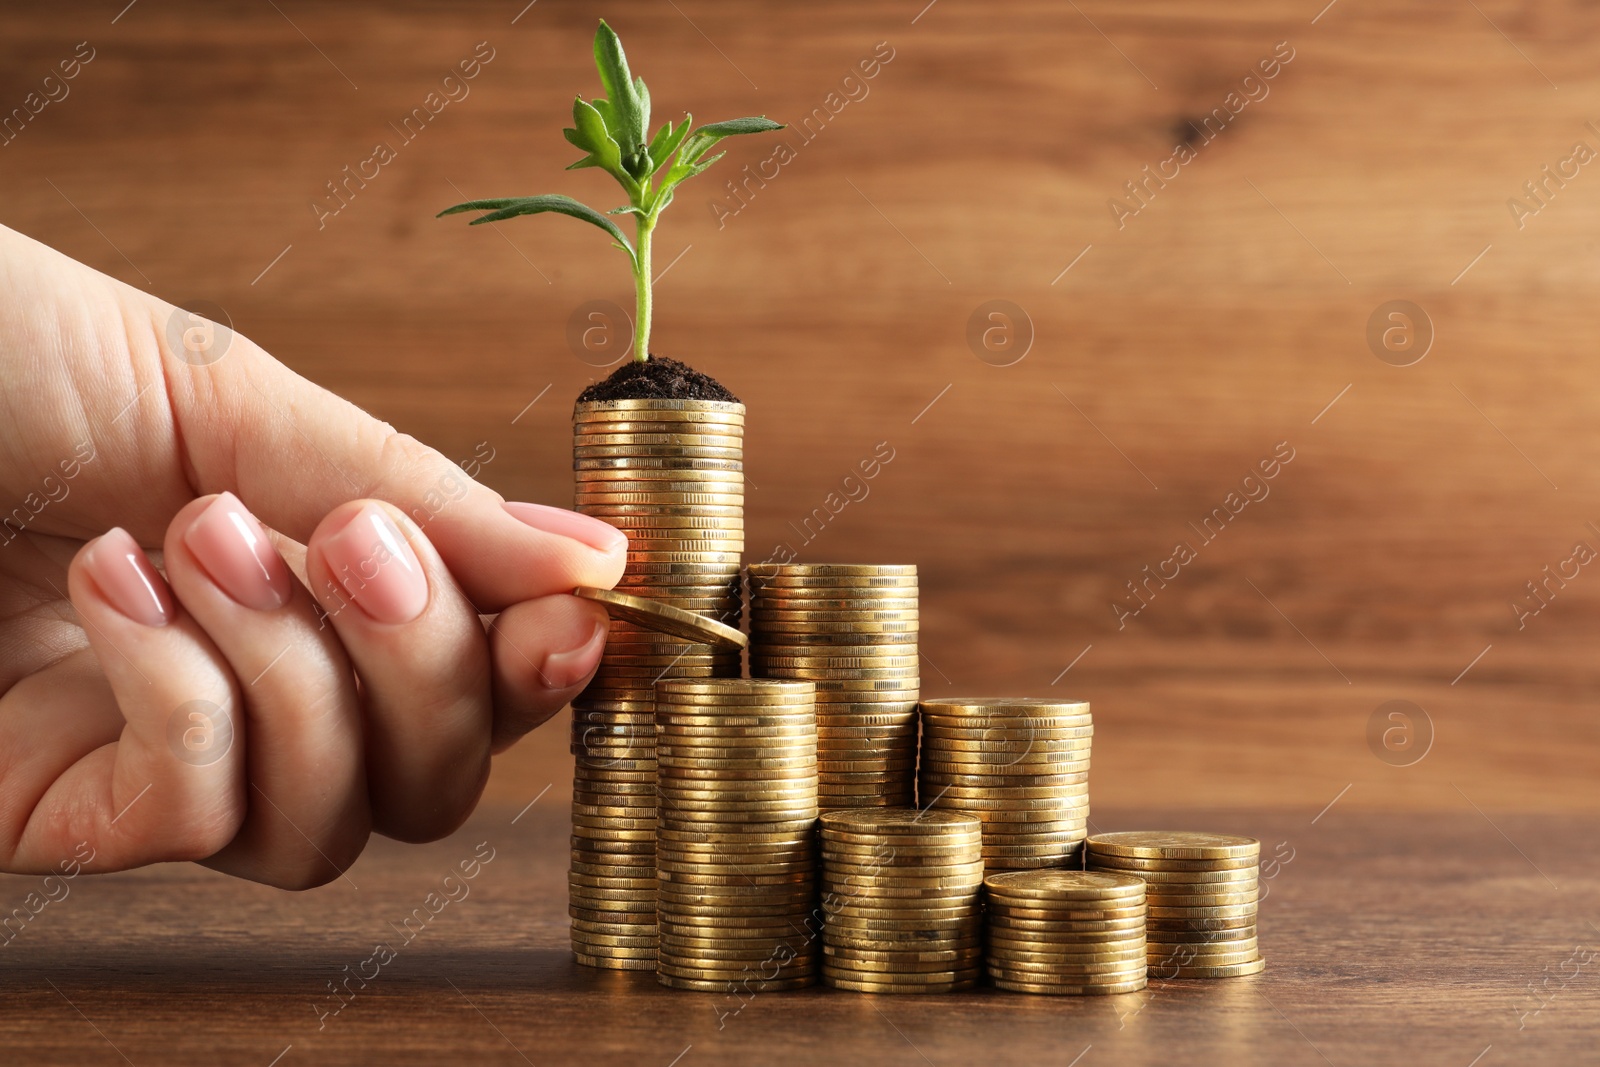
left=541, top=617, right=608, bottom=689
left=321, top=504, right=429, bottom=624
left=183, top=492, right=292, bottom=611
left=503, top=501, right=627, bottom=554
left=83, top=528, right=172, bottom=626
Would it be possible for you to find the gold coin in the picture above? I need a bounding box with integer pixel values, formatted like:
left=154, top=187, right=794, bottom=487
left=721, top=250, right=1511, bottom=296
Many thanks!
left=924, top=782, right=1091, bottom=799
left=658, top=920, right=814, bottom=938
left=573, top=430, right=744, bottom=447
left=1152, top=908, right=1260, bottom=921
left=578, top=492, right=745, bottom=507
left=575, top=447, right=744, bottom=463
left=1103, top=867, right=1257, bottom=886
left=1086, top=831, right=1260, bottom=861
left=753, top=607, right=921, bottom=622
left=579, top=463, right=745, bottom=483
left=1146, top=930, right=1257, bottom=948
left=755, top=638, right=918, bottom=653
left=656, top=950, right=815, bottom=970
left=821, top=808, right=978, bottom=834
left=985, top=870, right=1143, bottom=901
left=748, top=563, right=916, bottom=578
left=986, top=942, right=1147, bottom=962
left=752, top=619, right=918, bottom=634
left=569, top=932, right=660, bottom=951
left=570, top=916, right=658, bottom=934
left=1141, top=889, right=1260, bottom=907
left=926, top=724, right=1095, bottom=741
left=657, top=974, right=817, bottom=992
left=757, top=668, right=922, bottom=683
left=1148, top=956, right=1265, bottom=979
left=754, top=656, right=921, bottom=670
left=825, top=937, right=981, bottom=956
left=656, top=823, right=815, bottom=841
left=987, top=914, right=1147, bottom=935
left=572, top=429, right=744, bottom=444
left=920, top=709, right=1092, bottom=725
left=658, top=678, right=815, bottom=697
left=821, top=912, right=980, bottom=932
left=572, top=412, right=745, bottom=428
left=1080, top=854, right=1258, bottom=872
left=823, top=973, right=976, bottom=994
left=921, top=697, right=1088, bottom=713
left=656, top=961, right=817, bottom=982
left=575, top=397, right=744, bottom=413
left=985, top=908, right=1150, bottom=930
left=752, top=601, right=919, bottom=616
left=1146, top=916, right=1256, bottom=932
left=987, top=974, right=1147, bottom=996
left=822, top=963, right=981, bottom=983
left=573, top=953, right=657, bottom=972
left=825, top=864, right=984, bottom=883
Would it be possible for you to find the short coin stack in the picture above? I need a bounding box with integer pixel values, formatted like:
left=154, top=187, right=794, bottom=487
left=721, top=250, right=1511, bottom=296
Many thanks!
left=654, top=679, right=820, bottom=991
left=819, top=809, right=984, bottom=993
left=1085, top=831, right=1264, bottom=978
left=984, top=870, right=1149, bottom=995
left=568, top=398, right=747, bottom=969
left=919, top=698, right=1092, bottom=869
left=748, top=564, right=919, bottom=812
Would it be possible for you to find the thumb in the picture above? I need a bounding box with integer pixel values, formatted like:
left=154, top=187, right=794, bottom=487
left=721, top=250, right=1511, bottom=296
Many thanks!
left=149, top=306, right=625, bottom=613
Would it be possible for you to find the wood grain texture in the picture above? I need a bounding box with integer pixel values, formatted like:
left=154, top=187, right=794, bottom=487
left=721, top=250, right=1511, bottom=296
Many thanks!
left=3, top=4, right=1600, bottom=1055
left=2, top=3, right=1599, bottom=1054
left=3, top=1, right=1598, bottom=815
left=1, top=804, right=1595, bottom=1065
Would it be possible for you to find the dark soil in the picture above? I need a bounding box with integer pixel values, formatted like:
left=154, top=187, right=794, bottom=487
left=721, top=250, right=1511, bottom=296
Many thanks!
left=577, top=355, right=740, bottom=403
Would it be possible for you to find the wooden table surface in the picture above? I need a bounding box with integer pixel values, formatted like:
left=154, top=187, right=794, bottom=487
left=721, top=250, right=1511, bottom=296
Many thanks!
left=4, top=0, right=1600, bottom=1061
left=3, top=803, right=1596, bottom=1066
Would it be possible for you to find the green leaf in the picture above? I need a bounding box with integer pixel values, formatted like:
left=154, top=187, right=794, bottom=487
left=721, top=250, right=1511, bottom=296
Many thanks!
left=634, top=77, right=651, bottom=141
left=694, top=116, right=786, bottom=140
left=437, top=195, right=636, bottom=263
left=591, top=98, right=617, bottom=136
left=681, top=116, right=785, bottom=164
left=684, top=150, right=725, bottom=178
left=567, top=96, right=626, bottom=180
left=647, top=116, right=693, bottom=172
left=593, top=21, right=645, bottom=162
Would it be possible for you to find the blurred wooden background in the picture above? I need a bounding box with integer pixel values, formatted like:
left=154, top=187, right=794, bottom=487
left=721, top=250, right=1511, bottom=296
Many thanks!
left=4, top=0, right=1599, bottom=814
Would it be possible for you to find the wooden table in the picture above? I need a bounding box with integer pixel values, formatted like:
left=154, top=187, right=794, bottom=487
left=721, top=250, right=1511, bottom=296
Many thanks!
left=3, top=0, right=1599, bottom=1061
left=2, top=804, right=1592, bottom=1065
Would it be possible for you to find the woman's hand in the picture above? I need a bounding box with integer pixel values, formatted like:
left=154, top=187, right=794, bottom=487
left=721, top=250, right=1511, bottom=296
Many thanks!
left=0, top=222, right=625, bottom=888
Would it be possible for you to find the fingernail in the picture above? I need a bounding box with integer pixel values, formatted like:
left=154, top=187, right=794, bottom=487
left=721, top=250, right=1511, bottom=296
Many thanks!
left=83, top=528, right=172, bottom=626
left=321, top=503, right=429, bottom=624
left=540, top=616, right=608, bottom=690
left=184, top=492, right=293, bottom=611
left=502, top=501, right=627, bottom=554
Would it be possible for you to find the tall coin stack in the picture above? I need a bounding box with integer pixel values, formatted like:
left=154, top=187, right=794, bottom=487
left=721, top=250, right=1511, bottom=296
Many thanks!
left=747, top=564, right=919, bottom=812
left=918, top=698, right=1092, bottom=870
left=654, top=679, right=820, bottom=991
left=568, top=398, right=747, bottom=970
left=983, top=870, right=1149, bottom=995
left=1086, top=832, right=1263, bottom=978
left=819, top=809, right=984, bottom=994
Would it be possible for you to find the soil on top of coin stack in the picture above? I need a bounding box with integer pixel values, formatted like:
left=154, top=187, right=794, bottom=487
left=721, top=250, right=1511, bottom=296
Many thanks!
left=577, top=356, right=740, bottom=403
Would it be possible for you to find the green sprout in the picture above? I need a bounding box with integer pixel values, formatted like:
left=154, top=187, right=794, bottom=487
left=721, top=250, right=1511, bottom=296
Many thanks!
left=439, top=20, right=784, bottom=362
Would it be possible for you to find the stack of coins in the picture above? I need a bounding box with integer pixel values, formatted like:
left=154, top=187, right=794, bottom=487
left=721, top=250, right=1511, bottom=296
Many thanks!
left=1085, top=831, right=1264, bottom=978
left=747, top=564, right=919, bottom=812
left=568, top=398, right=746, bottom=970
left=918, top=698, right=1092, bottom=870
left=654, top=679, right=820, bottom=991
left=983, top=870, right=1148, bottom=995
left=819, top=808, right=984, bottom=993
